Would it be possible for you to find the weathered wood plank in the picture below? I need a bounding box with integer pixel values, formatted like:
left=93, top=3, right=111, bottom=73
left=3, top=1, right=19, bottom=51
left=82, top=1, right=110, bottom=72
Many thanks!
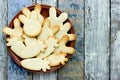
left=33, top=72, right=57, bottom=80
left=32, top=0, right=36, bottom=4
left=85, top=0, right=110, bottom=79
left=7, top=0, right=33, bottom=80
left=58, top=0, right=84, bottom=80
left=41, top=0, right=57, bottom=6
left=0, top=0, right=8, bottom=80
left=110, top=0, right=120, bottom=79
left=33, top=0, right=57, bottom=80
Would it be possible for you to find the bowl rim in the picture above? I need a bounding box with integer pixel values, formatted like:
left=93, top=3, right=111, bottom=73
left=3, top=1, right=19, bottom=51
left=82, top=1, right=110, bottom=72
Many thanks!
left=7, top=4, right=75, bottom=73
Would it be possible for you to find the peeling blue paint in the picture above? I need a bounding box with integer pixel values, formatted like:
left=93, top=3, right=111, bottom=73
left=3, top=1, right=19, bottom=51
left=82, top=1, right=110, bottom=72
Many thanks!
left=70, top=3, right=79, bottom=10
left=68, top=13, right=77, bottom=18
left=7, top=56, right=27, bottom=80
left=69, top=38, right=84, bottom=62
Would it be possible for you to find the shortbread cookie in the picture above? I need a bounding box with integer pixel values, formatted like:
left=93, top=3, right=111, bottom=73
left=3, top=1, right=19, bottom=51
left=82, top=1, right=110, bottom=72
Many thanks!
left=19, top=10, right=42, bottom=37
left=53, top=35, right=75, bottom=54
left=37, top=37, right=58, bottom=58
left=34, top=4, right=44, bottom=24
left=7, top=37, right=25, bottom=57
left=56, top=22, right=76, bottom=41
left=21, top=58, right=50, bottom=72
left=47, top=52, right=68, bottom=66
left=22, top=5, right=44, bottom=24
left=3, top=18, right=23, bottom=41
left=20, top=40, right=46, bottom=59
left=22, top=34, right=37, bottom=46
left=37, top=19, right=59, bottom=41
left=7, top=37, right=46, bottom=59
left=22, top=7, right=31, bottom=18
left=48, top=7, right=68, bottom=28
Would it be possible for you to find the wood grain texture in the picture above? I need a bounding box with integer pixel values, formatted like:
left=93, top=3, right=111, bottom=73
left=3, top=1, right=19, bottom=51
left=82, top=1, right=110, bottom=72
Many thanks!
left=7, top=0, right=33, bottom=80
left=41, top=0, right=57, bottom=6
left=58, top=0, right=84, bottom=80
left=110, top=0, right=120, bottom=79
left=32, top=0, right=36, bottom=4
left=0, top=0, right=8, bottom=80
left=33, top=0, right=57, bottom=80
left=85, top=0, right=110, bottom=79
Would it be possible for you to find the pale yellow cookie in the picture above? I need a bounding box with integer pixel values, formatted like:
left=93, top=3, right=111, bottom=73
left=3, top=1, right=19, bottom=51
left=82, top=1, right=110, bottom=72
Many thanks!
left=37, top=19, right=59, bottom=41
left=22, top=34, right=37, bottom=46
left=47, top=52, right=68, bottom=66
left=37, top=37, right=58, bottom=58
left=22, top=5, right=44, bottom=23
left=56, top=22, right=76, bottom=41
left=19, top=10, right=42, bottom=37
left=20, top=40, right=46, bottom=59
left=7, top=37, right=25, bottom=57
left=21, top=58, right=50, bottom=72
left=3, top=18, right=23, bottom=41
left=34, top=4, right=44, bottom=24
left=22, top=7, right=31, bottom=18
left=48, top=7, right=68, bottom=28
left=7, top=37, right=46, bottom=59
left=53, top=35, right=75, bottom=54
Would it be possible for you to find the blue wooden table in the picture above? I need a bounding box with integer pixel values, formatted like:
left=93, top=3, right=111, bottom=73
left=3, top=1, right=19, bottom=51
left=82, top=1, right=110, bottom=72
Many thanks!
left=0, top=0, right=120, bottom=80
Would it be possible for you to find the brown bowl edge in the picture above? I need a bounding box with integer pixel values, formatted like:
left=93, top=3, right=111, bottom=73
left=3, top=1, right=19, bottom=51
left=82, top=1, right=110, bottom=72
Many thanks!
left=6, top=4, right=75, bottom=73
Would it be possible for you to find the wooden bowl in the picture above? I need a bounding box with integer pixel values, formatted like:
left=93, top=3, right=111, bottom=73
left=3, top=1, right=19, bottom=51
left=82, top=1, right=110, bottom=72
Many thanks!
left=7, top=4, right=75, bottom=73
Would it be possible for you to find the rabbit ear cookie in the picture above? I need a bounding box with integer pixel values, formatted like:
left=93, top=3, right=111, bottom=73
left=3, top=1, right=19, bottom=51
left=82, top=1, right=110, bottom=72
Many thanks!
left=22, top=7, right=31, bottom=18
left=34, top=4, right=44, bottom=24
left=3, top=18, right=23, bottom=41
left=19, top=11, right=42, bottom=37
left=19, top=5, right=44, bottom=37
left=48, top=7, right=68, bottom=28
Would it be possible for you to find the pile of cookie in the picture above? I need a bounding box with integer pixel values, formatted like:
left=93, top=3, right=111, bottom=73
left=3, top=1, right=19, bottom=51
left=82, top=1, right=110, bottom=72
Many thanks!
left=3, top=5, right=76, bottom=72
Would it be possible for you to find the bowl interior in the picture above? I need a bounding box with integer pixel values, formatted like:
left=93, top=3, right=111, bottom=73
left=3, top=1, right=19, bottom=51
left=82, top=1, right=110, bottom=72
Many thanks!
left=7, top=4, right=75, bottom=73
